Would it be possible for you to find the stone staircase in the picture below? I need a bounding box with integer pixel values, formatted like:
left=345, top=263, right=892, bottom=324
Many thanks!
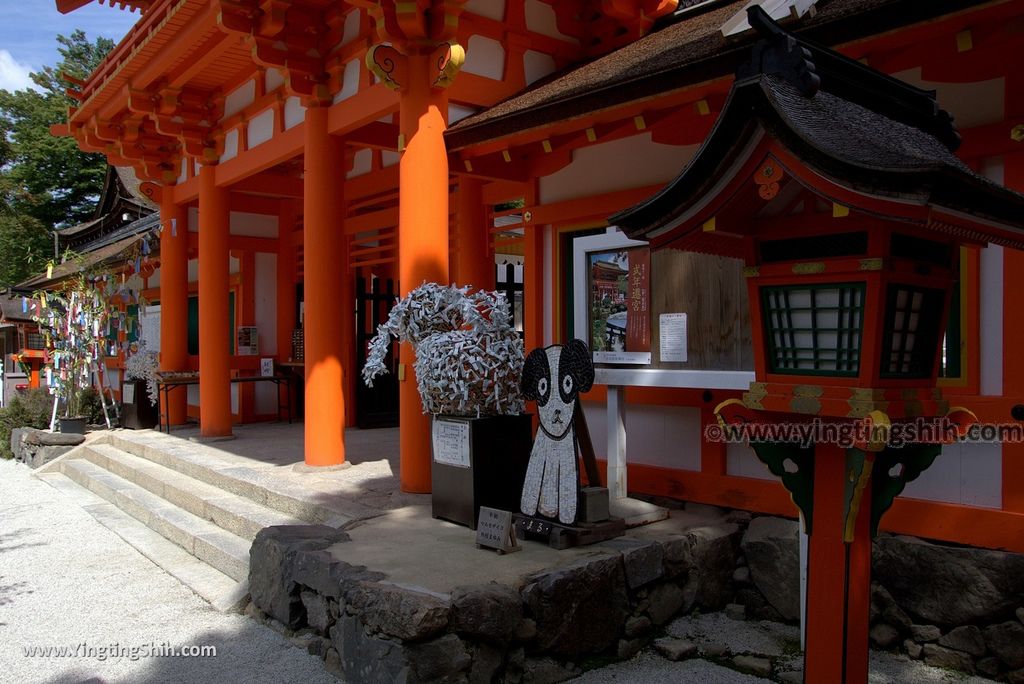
left=36, top=433, right=351, bottom=612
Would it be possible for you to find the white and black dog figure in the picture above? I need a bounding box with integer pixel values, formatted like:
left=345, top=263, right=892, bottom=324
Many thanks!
left=519, top=340, right=595, bottom=525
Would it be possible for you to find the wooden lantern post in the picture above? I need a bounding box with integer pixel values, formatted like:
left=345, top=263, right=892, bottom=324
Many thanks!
left=613, top=8, right=1024, bottom=682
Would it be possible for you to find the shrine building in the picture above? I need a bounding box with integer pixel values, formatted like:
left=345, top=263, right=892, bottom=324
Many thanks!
left=52, top=0, right=1024, bottom=553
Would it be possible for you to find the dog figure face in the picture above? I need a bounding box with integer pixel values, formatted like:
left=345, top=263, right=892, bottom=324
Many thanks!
left=521, top=339, right=595, bottom=439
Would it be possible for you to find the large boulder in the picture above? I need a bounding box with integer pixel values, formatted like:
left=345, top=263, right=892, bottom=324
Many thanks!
left=662, top=523, right=738, bottom=612
left=347, top=582, right=451, bottom=641
left=984, top=621, right=1024, bottom=670
left=741, top=516, right=801, bottom=621
left=873, top=535, right=1024, bottom=626
left=522, top=554, right=629, bottom=659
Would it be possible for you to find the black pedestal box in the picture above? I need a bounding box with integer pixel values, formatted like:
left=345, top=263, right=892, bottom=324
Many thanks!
left=122, top=379, right=160, bottom=429
left=431, top=413, right=532, bottom=529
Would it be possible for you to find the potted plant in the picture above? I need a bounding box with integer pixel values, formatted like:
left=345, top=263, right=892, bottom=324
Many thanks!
left=363, top=283, right=530, bottom=528
left=32, top=269, right=116, bottom=434
left=123, top=341, right=160, bottom=429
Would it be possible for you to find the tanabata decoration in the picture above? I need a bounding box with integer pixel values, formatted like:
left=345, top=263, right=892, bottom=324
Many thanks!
left=362, top=282, right=525, bottom=417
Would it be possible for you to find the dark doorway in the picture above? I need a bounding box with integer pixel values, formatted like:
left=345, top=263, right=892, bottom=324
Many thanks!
left=355, top=277, right=399, bottom=428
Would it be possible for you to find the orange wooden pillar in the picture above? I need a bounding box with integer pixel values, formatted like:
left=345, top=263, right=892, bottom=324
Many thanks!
left=302, top=105, right=348, bottom=466
left=804, top=443, right=873, bottom=684
left=454, top=176, right=491, bottom=289
left=398, top=52, right=451, bottom=492
left=159, top=190, right=189, bottom=425
left=197, top=165, right=233, bottom=437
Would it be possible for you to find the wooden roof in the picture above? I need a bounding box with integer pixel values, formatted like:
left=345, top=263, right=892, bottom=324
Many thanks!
left=446, top=0, right=998, bottom=151
left=611, top=6, right=1024, bottom=254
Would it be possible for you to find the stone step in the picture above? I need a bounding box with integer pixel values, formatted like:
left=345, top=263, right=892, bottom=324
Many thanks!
left=81, top=442, right=307, bottom=540
left=103, top=433, right=367, bottom=526
left=60, top=458, right=252, bottom=582
left=35, top=471, right=247, bottom=611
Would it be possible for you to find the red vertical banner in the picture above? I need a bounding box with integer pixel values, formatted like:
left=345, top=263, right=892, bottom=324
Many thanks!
left=626, top=247, right=650, bottom=352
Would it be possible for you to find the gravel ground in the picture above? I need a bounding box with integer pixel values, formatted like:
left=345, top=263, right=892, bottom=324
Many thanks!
left=573, top=612, right=997, bottom=684
left=0, top=458, right=337, bottom=684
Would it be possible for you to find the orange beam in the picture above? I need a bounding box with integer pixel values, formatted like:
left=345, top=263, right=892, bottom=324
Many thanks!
left=303, top=107, right=348, bottom=466
left=198, top=164, right=233, bottom=437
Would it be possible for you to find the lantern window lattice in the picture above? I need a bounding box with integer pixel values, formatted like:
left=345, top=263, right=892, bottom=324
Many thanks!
left=762, top=283, right=865, bottom=376
left=881, top=285, right=945, bottom=378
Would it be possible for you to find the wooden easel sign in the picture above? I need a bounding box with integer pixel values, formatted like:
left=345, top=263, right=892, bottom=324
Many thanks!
left=476, top=507, right=521, bottom=554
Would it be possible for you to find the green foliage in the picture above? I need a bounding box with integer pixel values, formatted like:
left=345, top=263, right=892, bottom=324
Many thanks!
left=78, top=387, right=106, bottom=425
left=0, top=30, right=114, bottom=287
left=0, top=388, right=55, bottom=459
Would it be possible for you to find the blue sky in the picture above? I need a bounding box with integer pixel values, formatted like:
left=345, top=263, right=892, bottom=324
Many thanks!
left=0, top=2, right=139, bottom=91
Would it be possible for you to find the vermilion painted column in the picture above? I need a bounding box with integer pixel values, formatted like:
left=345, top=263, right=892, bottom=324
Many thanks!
left=455, top=176, right=491, bottom=289
left=303, top=105, right=347, bottom=466
left=397, top=53, right=451, bottom=492
left=804, top=443, right=872, bottom=683
left=197, top=165, right=232, bottom=437
left=159, top=190, right=189, bottom=425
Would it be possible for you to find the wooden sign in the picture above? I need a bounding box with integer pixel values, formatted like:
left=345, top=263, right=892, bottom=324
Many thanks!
left=475, top=507, right=521, bottom=554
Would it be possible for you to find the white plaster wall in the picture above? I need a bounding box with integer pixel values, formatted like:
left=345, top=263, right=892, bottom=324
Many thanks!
left=466, top=0, right=505, bottom=21
left=340, top=9, right=361, bottom=47
left=229, top=212, right=279, bottom=238
left=223, top=79, right=255, bottom=119
left=901, top=442, right=1002, bottom=508
left=187, top=258, right=198, bottom=282
left=187, top=384, right=199, bottom=407
left=540, top=134, right=698, bottom=205
left=523, top=50, right=556, bottom=86
left=381, top=150, right=400, bottom=168
left=726, top=441, right=775, bottom=481
left=285, top=97, right=306, bottom=129
left=581, top=401, right=702, bottom=472
left=188, top=207, right=198, bottom=232
left=525, top=0, right=576, bottom=42
left=254, top=252, right=279, bottom=414
left=892, top=68, right=1004, bottom=129
left=464, top=35, right=505, bottom=80
left=347, top=148, right=372, bottom=179
left=232, top=384, right=239, bottom=415
left=220, top=128, right=239, bottom=163
left=177, top=158, right=188, bottom=185
left=980, top=157, right=1004, bottom=397
left=333, top=60, right=360, bottom=104
left=247, top=109, right=275, bottom=148
left=265, top=67, right=285, bottom=93
left=449, top=104, right=478, bottom=124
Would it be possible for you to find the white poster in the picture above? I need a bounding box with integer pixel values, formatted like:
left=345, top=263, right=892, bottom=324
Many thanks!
left=432, top=418, right=471, bottom=468
left=659, top=313, right=688, bottom=363
left=139, top=304, right=161, bottom=352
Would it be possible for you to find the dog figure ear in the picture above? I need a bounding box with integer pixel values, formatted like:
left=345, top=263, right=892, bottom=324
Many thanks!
left=521, top=347, right=552, bottom=404
left=560, top=338, right=594, bottom=396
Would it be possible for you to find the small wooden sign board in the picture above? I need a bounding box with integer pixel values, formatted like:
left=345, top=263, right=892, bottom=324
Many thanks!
left=475, top=507, right=521, bottom=554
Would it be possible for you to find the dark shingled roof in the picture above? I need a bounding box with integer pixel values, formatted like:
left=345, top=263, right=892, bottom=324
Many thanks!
left=446, top=0, right=993, bottom=151
left=611, top=6, right=1024, bottom=252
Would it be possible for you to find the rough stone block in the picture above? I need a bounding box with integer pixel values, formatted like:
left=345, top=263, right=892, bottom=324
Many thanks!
left=938, top=625, right=986, bottom=657
left=644, top=582, right=685, bottom=626
left=976, top=656, right=1000, bottom=678
left=601, top=538, right=664, bottom=589
left=624, top=615, right=650, bottom=638
left=450, top=582, right=522, bottom=641
left=984, top=621, right=1024, bottom=670
left=870, top=623, right=900, bottom=649
left=922, top=644, right=976, bottom=674
left=741, top=516, right=800, bottom=621
left=248, top=525, right=350, bottom=628
left=725, top=603, right=746, bottom=621
left=348, top=582, right=450, bottom=641
left=733, top=655, right=772, bottom=677
left=301, top=590, right=333, bottom=634
left=904, top=639, right=922, bottom=660
left=654, top=637, right=697, bottom=662
left=522, top=555, right=629, bottom=659
left=910, top=624, right=941, bottom=643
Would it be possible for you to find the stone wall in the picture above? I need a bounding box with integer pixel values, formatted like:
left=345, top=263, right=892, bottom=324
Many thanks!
left=736, top=516, right=1024, bottom=680
left=10, top=427, right=84, bottom=468
left=247, top=518, right=743, bottom=684
left=246, top=513, right=1024, bottom=682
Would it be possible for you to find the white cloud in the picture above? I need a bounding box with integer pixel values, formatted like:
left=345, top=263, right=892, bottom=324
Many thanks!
left=0, top=49, right=37, bottom=92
